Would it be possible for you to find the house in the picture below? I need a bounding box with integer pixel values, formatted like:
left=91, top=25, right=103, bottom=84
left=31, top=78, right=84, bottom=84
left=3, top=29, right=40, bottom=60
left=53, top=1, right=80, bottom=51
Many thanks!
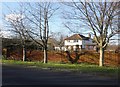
left=64, top=34, right=96, bottom=51
left=47, top=38, right=59, bottom=50
left=48, top=38, right=66, bottom=51
left=106, top=44, right=120, bottom=53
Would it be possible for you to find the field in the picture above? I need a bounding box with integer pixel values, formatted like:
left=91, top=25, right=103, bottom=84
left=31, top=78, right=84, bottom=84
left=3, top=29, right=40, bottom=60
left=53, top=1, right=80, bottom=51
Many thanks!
left=3, top=49, right=120, bottom=67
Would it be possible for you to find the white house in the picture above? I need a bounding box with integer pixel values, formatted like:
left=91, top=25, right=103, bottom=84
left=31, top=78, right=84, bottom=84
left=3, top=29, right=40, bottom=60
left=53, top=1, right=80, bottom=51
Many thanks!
left=64, top=34, right=96, bottom=51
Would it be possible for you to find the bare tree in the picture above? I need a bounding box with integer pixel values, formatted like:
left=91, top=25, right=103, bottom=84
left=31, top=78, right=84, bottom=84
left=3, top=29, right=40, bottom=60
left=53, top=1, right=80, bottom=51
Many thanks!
left=0, top=28, right=2, bottom=37
left=4, top=3, right=30, bottom=61
left=25, top=2, right=59, bottom=63
left=50, top=32, right=65, bottom=50
left=62, top=1, right=119, bottom=66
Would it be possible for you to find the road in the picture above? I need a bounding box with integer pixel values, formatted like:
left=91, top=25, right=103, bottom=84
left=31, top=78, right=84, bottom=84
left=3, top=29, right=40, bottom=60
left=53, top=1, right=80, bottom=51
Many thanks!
left=2, top=64, right=119, bottom=87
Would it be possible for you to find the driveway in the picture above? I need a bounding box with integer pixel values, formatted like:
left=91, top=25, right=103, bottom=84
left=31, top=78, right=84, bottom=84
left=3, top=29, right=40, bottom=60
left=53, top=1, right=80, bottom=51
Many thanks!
left=2, top=64, right=119, bottom=86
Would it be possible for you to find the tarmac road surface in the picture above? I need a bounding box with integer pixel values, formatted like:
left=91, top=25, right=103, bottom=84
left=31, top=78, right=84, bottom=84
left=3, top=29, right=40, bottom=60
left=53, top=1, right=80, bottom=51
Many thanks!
left=2, top=64, right=119, bottom=87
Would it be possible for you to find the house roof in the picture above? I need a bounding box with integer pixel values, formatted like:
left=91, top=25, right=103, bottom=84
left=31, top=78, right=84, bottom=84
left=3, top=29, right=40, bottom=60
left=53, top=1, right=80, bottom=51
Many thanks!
left=48, top=38, right=59, bottom=46
left=64, top=34, right=90, bottom=40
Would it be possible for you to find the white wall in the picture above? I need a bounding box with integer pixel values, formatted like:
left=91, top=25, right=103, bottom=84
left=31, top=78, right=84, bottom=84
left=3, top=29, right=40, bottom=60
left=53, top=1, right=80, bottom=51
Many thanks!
left=55, top=47, right=66, bottom=51
left=64, top=40, right=82, bottom=46
left=64, top=39, right=93, bottom=49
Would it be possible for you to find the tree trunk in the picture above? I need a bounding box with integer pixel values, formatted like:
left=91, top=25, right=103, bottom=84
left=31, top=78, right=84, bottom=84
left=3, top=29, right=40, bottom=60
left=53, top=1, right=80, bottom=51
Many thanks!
left=99, top=47, right=104, bottom=66
left=22, top=45, right=26, bottom=61
left=43, top=47, right=48, bottom=63
left=6, top=48, right=10, bottom=58
left=66, top=51, right=74, bottom=64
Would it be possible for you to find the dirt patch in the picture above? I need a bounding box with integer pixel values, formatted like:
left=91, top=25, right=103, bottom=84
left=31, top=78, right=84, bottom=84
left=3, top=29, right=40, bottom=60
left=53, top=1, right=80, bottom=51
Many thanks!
left=6, top=50, right=120, bottom=67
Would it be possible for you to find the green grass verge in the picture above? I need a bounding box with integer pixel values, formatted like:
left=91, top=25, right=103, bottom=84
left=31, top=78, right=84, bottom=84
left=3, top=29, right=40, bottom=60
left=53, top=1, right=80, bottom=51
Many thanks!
left=2, top=59, right=119, bottom=77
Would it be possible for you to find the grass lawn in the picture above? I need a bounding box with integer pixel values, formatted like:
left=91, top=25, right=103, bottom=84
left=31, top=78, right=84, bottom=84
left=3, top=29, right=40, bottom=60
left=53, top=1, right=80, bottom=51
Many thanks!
left=2, top=59, right=119, bottom=77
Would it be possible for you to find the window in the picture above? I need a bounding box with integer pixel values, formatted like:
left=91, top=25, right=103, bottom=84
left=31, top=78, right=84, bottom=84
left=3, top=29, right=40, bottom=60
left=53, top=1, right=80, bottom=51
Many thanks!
left=74, top=40, right=78, bottom=42
left=67, top=40, right=70, bottom=42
